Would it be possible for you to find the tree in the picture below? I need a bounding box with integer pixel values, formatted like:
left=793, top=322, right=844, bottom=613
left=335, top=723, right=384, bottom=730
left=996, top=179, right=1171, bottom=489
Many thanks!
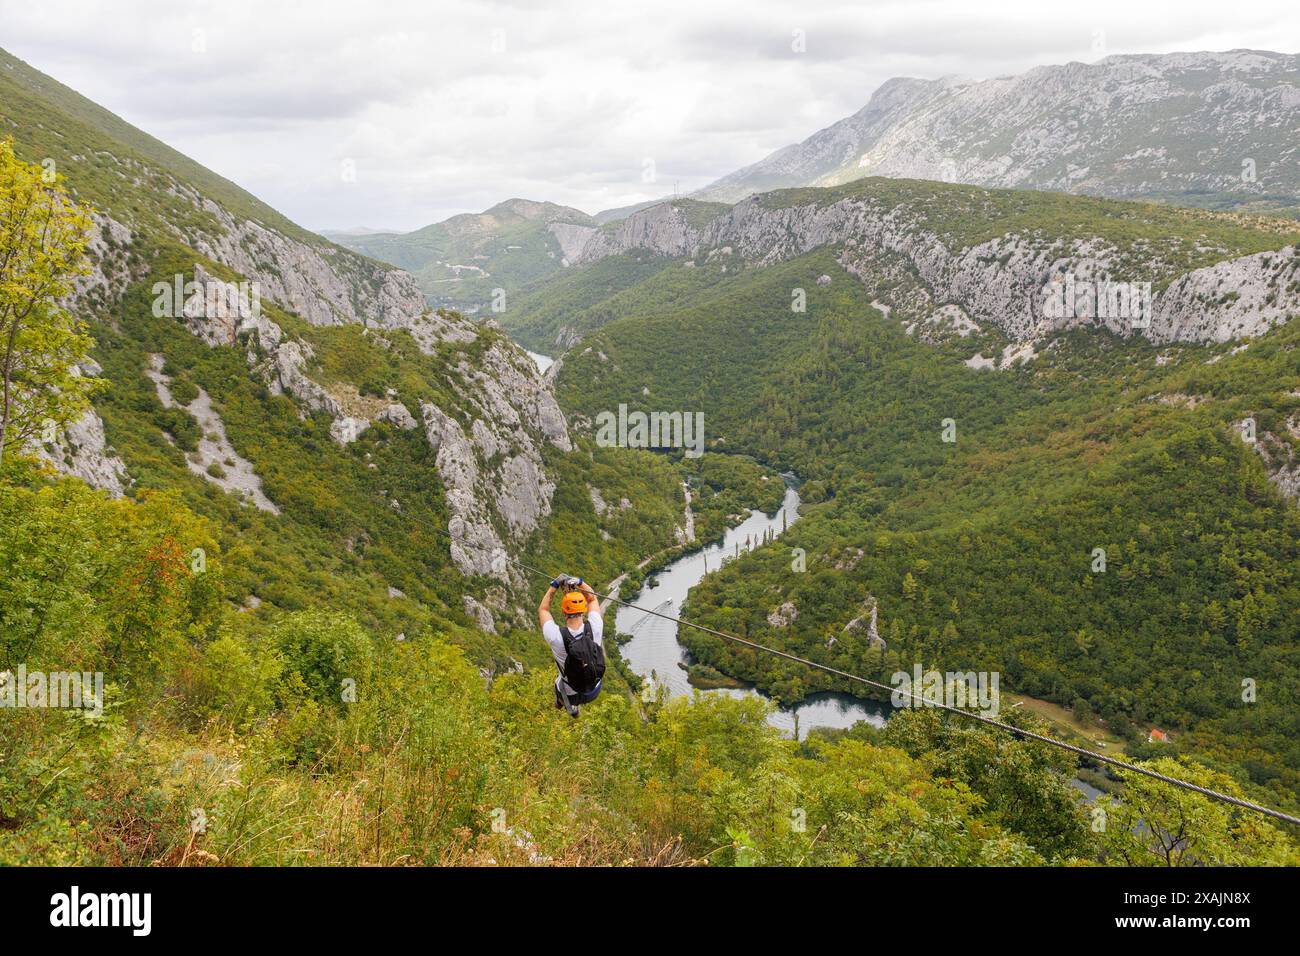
left=1098, top=757, right=1298, bottom=866
left=0, top=139, right=98, bottom=468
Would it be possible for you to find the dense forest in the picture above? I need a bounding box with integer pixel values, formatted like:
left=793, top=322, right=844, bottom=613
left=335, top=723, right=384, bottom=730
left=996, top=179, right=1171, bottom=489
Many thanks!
left=2, top=38, right=1298, bottom=868
left=548, top=245, right=1300, bottom=816
left=5, top=462, right=1293, bottom=865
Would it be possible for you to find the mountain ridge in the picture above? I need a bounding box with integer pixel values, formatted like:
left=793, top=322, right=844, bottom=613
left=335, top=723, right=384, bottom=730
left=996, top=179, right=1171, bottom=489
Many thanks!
left=694, top=50, right=1300, bottom=213
left=329, top=197, right=596, bottom=313
left=508, top=180, right=1300, bottom=354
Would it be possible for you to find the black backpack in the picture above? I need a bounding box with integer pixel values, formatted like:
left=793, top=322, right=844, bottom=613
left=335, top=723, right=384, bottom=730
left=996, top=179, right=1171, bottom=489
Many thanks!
left=560, top=621, right=606, bottom=695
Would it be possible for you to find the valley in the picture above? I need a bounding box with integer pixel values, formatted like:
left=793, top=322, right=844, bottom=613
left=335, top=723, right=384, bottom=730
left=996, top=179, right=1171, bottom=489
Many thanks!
left=2, top=32, right=1298, bottom=871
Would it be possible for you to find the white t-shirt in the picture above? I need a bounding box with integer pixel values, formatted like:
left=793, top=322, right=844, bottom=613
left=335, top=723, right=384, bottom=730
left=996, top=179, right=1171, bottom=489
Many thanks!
left=543, top=613, right=604, bottom=694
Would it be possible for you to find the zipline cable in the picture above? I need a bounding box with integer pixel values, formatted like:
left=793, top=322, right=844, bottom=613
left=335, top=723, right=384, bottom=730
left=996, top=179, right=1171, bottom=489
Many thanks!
left=412, top=517, right=1300, bottom=827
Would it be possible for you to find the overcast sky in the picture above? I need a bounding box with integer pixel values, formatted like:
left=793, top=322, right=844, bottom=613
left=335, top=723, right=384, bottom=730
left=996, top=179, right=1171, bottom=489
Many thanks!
left=2, top=0, right=1297, bottom=232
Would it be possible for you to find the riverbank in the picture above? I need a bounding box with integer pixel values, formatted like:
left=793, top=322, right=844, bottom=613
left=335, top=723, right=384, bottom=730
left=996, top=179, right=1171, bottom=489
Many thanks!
left=613, top=477, right=886, bottom=739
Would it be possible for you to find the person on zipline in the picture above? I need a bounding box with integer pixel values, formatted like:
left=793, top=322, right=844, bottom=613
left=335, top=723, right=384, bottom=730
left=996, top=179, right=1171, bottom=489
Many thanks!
left=538, top=577, right=606, bottom=717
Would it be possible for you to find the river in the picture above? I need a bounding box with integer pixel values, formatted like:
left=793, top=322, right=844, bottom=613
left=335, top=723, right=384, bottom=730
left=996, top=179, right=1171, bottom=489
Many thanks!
left=614, top=479, right=889, bottom=740
left=524, top=351, right=1102, bottom=792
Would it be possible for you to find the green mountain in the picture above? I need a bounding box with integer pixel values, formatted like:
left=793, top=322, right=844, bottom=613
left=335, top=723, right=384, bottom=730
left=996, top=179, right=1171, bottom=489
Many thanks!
left=535, top=181, right=1300, bottom=812
left=329, top=198, right=596, bottom=316
left=504, top=179, right=1300, bottom=351
left=2, top=45, right=1296, bottom=868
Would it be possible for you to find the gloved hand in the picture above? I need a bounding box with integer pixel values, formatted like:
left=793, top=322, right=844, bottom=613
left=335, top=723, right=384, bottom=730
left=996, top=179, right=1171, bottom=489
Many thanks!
left=550, top=579, right=561, bottom=589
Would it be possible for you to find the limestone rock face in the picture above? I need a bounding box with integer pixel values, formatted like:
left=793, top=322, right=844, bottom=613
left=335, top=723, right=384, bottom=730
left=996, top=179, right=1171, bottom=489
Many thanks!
left=1245, top=417, right=1300, bottom=503
left=422, top=403, right=503, bottom=578
left=43, top=124, right=575, bottom=615
left=547, top=222, right=599, bottom=262
left=844, top=597, right=887, bottom=650
left=1149, top=248, right=1300, bottom=344
left=329, top=416, right=371, bottom=446
left=462, top=595, right=498, bottom=634
left=576, top=202, right=700, bottom=263
left=180, top=195, right=426, bottom=327
left=694, top=51, right=1300, bottom=206
left=31, top=407, right=130, bottom=497
left=166, top=260, right=571, bottom=589
left=767, top=602, right=799, bottom=628
left=569, top=190, right=1300, bottom=350
left=378, top=404, right=418, bottom=430
left=260, top=339, right=340, bottom=416
left=421, top=376, right=559, bottom=581
left=64, top=212, right=137, bottom=315
left=143, top=354, right=279, bottom=512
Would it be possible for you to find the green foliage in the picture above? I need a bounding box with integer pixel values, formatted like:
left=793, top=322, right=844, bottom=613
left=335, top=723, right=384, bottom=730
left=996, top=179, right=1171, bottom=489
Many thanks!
left=1, top=481, right=1288, bottom=866
left=0, top=479, right=223, bottom=686
left=552, top=243, right=1300, bottom=817
left=271, top=610, right=374, bottom=710
left=333, top=200, right=596, bottom=314
left=1097, top=758, right=1299, bottom=865
left=3, top=43, right=1294, bottom=866
left=500, top=251, right=676, bottom=352
left=0, top=139, right=101, bottom=465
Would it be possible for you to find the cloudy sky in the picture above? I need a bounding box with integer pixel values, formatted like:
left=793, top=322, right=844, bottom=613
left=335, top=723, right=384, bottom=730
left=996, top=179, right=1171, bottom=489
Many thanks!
left=3, top=0, right=1297, bottom=232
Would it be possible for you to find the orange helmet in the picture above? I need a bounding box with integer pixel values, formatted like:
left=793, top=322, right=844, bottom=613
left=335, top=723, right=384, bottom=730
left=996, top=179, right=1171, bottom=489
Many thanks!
left=561, top=591, right=588, bottom=615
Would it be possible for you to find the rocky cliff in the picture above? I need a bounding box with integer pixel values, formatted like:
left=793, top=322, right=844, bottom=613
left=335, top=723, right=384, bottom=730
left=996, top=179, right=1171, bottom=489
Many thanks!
left=4, top=45, right=572, bottom=603
left=565, top=186, right=1300, bottom=350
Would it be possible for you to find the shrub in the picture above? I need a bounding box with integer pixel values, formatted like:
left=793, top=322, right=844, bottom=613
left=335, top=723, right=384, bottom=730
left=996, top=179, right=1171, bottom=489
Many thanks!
left=272, top=610, right=374, bottom=709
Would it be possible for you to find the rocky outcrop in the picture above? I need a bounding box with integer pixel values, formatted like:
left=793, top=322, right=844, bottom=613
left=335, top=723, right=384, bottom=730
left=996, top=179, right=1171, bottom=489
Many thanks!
left=547, top=222, right=598, bottom=263
left=844, top=597, right=886, bottom=650
left=1245, top=416, right=1300, bottom=503
left=259, top=339, right=340, bottom=416
left=575, top=203, right=700, bottom=263
left=329, top=416, right=370, bottom=446
left=1148, top=248, right=1300, bottom=344
left=144, top=354, right=279, bottom=513
left=31, top=406, right=130, bottom=497
left=418, top=369, right=556, bottom=582
left=166, top=263, right=571, bottom=587
left=767, top=601, right=798, bottom=628
left=171, top=188, right=427, bottom=327
left=64, top=212, right=137, bottom=315
left=422, top=403, right=508, bottom=579
left=462, top=595, right=498, bottom=634
left=447, top=337, right=571, bottom=455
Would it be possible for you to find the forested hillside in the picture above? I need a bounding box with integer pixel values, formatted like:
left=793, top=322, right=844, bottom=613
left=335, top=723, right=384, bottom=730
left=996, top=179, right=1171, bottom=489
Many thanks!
left=329, top=199, right=596, bottom=315
left=503, top=180, right=1300, bottom=358
left=2, top=42, right=1297, bottom=869
left=552, top=239, right=1300, bottom=816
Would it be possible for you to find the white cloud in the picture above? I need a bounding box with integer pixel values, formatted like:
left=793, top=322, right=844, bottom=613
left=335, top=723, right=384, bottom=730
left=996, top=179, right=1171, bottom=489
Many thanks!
left=1, top=0, right=1296, bottom=231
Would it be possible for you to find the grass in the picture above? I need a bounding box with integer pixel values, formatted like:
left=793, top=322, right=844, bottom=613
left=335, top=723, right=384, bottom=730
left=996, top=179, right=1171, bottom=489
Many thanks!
left=1004, top=693, right=1129, bottom=756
